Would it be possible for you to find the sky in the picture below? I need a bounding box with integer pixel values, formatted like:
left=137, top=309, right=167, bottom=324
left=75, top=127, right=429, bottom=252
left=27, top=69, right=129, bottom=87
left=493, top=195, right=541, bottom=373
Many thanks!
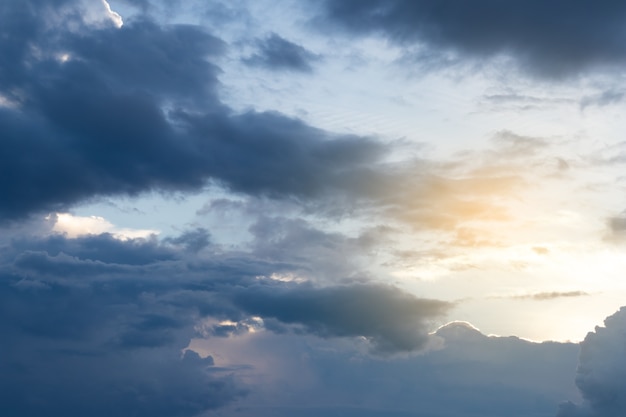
left=2, top=0, right=626, bottom=416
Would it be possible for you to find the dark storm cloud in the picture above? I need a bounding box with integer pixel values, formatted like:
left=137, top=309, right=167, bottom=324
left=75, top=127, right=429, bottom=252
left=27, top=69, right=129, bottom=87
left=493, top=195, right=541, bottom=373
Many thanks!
left=318, top=0, right=626, bottom=78
left=233, top=283, right=452, bottom=353
left=0, top=0, right=385, bottom=221
left=174, top=110, right=386, bottom=200
left=557, top=307, right=626, bottom=417
left=0, top=241, right=248, bottom=416
left=243, top=33, right=319, bottom=72
left=0, top=234, right=250, bottom=415
left=1, top=229, right=453, bottom=414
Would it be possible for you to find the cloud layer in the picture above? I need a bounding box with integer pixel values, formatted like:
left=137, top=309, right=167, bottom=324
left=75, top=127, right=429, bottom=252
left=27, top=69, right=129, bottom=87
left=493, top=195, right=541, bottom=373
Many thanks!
left=0, top=1, right=386, bottom=220
left=558, top=307, right=626, bottom=416
left=318, top=0, right=626, bottom=78
left=0, top=226, right=451, bottom=415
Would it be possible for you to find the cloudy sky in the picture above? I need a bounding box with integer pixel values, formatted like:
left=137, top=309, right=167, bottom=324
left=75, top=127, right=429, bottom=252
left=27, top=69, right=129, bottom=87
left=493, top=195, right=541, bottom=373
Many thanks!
left=3, top=0, right=626, bottom=416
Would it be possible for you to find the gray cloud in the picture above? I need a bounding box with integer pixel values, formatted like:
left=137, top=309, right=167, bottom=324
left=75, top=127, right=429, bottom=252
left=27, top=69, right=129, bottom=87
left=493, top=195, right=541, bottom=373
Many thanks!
left=0, top=0, right=386, bottom=221
left=0, top=228, right=453, bottom=414
left=0, top=0, right=551, bottom=248
left=0, top=1, right=601, bottom=416
left=0, top=230, right=275, bottom=416
left=246, top=215, right=384, bottom=281
left=605, top=211, right=626, bottom=243
left=608, top=213, right=626, bottom=233
left=558, top=307, right=626, bottom=416
left=233, top=283, right=452, bottom=354
left=491, top=130, right=550, bottom=158
left=580, top=89, right=625, bottom=110
left=318, top=0, right=626, bottom=78
left=511, top=291, right=590, bottom=301
left=165, top=228, right=212, bottom=253
left=244, top=33, right=320, bottom=72
left=214, top=321, right=579, bottom=416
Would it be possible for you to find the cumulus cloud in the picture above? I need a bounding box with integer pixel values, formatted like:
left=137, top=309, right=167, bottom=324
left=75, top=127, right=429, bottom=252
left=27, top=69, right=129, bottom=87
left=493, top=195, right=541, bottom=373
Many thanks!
left=0, top=0, right=387, bottom=221
left=207, top=320, right=579, bottom=417
left=0, top=224, right=455, bottom=414
left=0, top=0, right=552, bottom=253
left=0, top=239, right=248, bottom=415
left=557, top=307, right=626, bottom=416
left=318, top=0, right=626, bottom=78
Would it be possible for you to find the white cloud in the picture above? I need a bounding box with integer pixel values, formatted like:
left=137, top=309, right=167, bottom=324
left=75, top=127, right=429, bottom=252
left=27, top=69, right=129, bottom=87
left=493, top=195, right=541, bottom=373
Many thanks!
left=50, top=212, right=158, bottom=240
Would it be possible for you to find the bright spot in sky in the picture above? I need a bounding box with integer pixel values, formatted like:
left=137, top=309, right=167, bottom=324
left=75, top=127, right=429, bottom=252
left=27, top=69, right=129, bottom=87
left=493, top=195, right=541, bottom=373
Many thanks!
left=102, top=0, right=123, bottom=28
left=50, top=212, right=158, bottom=239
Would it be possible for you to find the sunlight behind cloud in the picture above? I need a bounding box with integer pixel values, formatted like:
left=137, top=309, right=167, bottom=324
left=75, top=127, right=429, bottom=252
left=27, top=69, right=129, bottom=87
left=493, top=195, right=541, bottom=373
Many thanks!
left=102, top=0, right=123, bottom=28
left=75, top=0, right=123, bottom=29
left=50, top=212, right=157, bottom=240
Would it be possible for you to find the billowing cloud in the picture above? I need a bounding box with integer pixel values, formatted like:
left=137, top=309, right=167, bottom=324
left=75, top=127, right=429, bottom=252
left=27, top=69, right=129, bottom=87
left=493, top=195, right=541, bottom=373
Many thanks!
left=0, top=226, right=454, bottom=414
left=318, top=0, right=626, bottom=78
left=0, top=237, right=248, bottom=416
left=0, top=0, right=386, bottom=221
left=557, top=307, right=626, bottom=416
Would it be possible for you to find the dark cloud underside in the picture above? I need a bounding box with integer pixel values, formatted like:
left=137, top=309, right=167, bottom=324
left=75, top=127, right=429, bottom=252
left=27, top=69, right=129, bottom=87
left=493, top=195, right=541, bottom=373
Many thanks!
left=0, top=2, right=384, bottom=221
left=558, top=307, right=626, bottom=416
left=0, top=230, right=451, bottom=415
left=244, top=33, right=319, bottom=72
left=233, top=283, right=452, bottom=353
left=319, top=0, right=626, bottom=78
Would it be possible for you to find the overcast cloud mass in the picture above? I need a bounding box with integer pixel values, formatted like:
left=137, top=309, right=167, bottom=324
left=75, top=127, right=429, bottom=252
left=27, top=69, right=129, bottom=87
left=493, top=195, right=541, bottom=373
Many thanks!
left=2, top=0, right=626, bottom=416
